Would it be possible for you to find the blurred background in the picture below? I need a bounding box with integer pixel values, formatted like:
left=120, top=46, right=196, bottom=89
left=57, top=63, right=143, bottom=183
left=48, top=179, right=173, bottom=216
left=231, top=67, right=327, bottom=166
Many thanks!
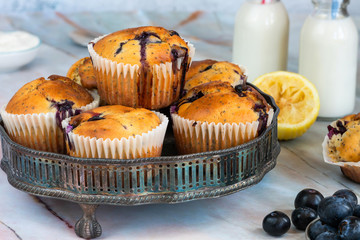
left=0, top=0, right=359, bottom=15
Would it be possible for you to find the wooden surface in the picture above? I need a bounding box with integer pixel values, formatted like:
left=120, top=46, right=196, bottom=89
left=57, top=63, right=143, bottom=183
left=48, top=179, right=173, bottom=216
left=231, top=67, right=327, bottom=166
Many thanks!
left=0, top=11, right=360, bottom=240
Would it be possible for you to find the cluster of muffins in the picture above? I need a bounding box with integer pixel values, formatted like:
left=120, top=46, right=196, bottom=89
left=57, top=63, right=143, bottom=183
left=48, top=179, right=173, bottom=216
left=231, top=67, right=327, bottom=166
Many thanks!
left=323, top=113, right=360, bottom=182
left=1, top=26, right=274, bottom=160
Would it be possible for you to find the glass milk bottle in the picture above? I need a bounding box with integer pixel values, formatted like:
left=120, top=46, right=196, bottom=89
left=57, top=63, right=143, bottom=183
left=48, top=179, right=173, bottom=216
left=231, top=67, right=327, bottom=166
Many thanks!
left=232, top=0, right=289, bottom=82
left=299, top=0, right=358, bottom=118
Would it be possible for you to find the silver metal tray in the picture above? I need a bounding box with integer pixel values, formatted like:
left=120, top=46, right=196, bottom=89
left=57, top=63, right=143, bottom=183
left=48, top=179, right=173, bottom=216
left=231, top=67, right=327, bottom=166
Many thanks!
left=0, top=84, right=280, bottom=239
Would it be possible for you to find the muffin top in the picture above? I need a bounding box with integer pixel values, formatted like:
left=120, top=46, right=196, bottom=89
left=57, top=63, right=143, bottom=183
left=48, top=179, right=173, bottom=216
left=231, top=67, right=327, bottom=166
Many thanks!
left=184, top=60, right=247, bottom=91
left=327, top=113, right=360, bottom=162
left=67, top=57, right=97, bottom=90
left=5, top=75, right=94, bottom=115
left=173, top=81, right=271, bottom=132
left=66, top=105, right=160, bottom=140
left=92, top=26, right=190, bottom=67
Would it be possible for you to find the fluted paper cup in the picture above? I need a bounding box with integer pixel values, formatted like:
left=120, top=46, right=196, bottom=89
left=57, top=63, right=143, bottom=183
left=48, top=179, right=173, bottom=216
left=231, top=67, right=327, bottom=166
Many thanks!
left=1, top=91, right=100, bottom=153
left=171, top=108, right=274, bottom=154
left=322, top=135, right=360, bottom=183
left=88, top=34, right=195, bottom=109
left=62, top=112, right=168, bottom=159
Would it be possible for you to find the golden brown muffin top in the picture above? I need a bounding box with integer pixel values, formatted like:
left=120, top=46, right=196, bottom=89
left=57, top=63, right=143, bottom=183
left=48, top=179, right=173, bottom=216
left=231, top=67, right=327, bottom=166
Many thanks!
left=92, top=26, right=190, bottom=67
left=173, top=81, right=271, bottom=132
left=66, top=105, right=160, bottom=140
left=342, top=113, right=360, bottom=122
left=66, top=57, right=97, bottom=90
left=5, top=75, right=94, bottom=115
left=327, top=113, right=360, bottom=162
left=184, top=59, right=247, bottom=91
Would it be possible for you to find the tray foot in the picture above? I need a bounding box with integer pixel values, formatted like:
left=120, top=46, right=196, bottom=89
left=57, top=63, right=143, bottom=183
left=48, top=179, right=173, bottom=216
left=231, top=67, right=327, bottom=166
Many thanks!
left=75, top=204, right=102, bottom=239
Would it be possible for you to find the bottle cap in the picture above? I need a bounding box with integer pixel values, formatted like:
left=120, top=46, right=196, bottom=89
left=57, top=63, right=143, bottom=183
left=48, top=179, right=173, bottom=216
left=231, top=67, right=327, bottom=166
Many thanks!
left=261, top=0, right=274, bottom=4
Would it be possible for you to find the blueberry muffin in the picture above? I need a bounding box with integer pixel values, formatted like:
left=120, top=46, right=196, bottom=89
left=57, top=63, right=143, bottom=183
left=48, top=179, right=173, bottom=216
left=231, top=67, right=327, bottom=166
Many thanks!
left=1, top=75, right=99, bottom=153
left=88, top=26, right=195, bottom=109
left=67, top=57, right=97, bottom=90
left=171, top=81, right=273, bottom=154
left=323, top=113, right=360, bottom=182
left=184, top=59, right=247, bottom=92
left=62, top=105, right=168, bottom=159
left=327, top=113, right=360, bottom=163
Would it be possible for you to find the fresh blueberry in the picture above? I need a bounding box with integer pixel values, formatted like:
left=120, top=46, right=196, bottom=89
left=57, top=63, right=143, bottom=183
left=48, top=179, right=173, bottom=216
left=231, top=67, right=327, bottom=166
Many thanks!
left=338, top=216, right=360, bottom=240
left=291, top=207, right=317, bottom=230
left=333, top=189, right=358, bottom=208
left=308, top=219, right=337, bottom=240
left=262, top=211, right=291, bottom=236
left=318, top=196, right=354, bottom=227
left=353, top=205, right=360, bottom=218
left=315, top=231, right=341, bottom=240
left=295, top=188, right=324, bottom=211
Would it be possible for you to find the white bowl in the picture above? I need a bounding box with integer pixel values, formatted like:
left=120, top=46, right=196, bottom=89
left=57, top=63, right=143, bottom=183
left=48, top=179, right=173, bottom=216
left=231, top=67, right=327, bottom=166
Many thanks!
left=305, top=218, right=318, bottom=240
left=0, top=36, right=41, bottom=72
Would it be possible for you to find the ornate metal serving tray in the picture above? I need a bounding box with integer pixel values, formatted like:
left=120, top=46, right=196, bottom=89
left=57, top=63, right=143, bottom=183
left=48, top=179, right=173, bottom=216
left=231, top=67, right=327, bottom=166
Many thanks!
left=0, top=86, right=280, bottom=239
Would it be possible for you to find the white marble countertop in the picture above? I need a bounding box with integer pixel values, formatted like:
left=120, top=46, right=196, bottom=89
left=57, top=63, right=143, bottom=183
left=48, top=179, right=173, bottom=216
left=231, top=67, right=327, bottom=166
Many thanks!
left=0, top=11, right=360, bottom=240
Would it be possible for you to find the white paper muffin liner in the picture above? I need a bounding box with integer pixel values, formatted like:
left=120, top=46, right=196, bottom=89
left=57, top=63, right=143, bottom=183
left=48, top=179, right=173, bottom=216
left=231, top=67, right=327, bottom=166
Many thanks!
left=322, top=135, right=343, bottom=166
left=0, top=91, right=100, bottom=153
left=322, top=131, right=360, bottom=167
left=61, top=111, right=169, bottom=159
left=171, top=108, right=274, bottom=154
left=88, top=34, right=195, bottom=109
left=322, top=127, right=360, bottom=182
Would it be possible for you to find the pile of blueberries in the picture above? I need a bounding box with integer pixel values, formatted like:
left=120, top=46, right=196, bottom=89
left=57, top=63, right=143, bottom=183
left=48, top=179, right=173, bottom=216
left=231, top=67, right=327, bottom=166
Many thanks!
left=262, top=188, right=360, bottom=240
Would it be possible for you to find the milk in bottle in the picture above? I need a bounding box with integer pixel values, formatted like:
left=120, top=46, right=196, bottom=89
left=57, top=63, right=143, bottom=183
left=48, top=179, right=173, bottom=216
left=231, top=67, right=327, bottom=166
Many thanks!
left=299, top=0, right=358, bottom=118
left=232, top=0, right=289, bottom=82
